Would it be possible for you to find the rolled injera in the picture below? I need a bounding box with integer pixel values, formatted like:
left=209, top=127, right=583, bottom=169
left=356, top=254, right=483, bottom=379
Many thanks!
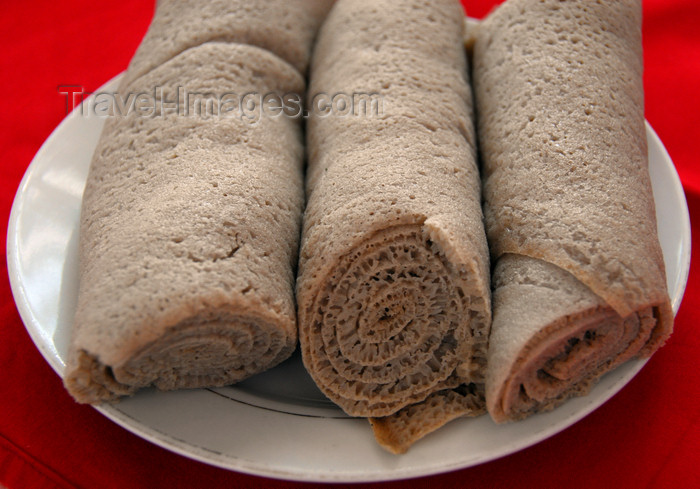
left=63, top=6, right=323, bottom=402
left=472, top=0, right=674, bottom=422
left=297, top=0, right=491, bottom=453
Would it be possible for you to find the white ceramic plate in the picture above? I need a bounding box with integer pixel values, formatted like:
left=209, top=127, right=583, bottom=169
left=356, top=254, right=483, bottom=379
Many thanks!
left=7, top=74, right=691, bottom=483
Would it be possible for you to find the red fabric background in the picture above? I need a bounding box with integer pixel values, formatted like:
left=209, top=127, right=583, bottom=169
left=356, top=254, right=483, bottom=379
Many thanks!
left=1, top=1, right=698, bottom=488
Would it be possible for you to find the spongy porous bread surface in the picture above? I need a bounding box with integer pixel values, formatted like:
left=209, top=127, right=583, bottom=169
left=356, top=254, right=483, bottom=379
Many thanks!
left=473, top=0, right=673, bottom=422
left=64, top=43, right=306, bottom=403
left=297, top=0, right=491, bottom=452
left=475, top=0, right=668, bottom=320
left=369, top=385, right=485, bottom=455
left=123, top=0, right=334, bottom=86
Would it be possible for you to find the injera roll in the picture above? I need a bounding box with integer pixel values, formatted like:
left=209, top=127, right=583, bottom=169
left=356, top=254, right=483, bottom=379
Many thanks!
left=122, top=0, right=334, bottom=87
left=472, top=0, right=674, bottom=423
left=297, top=0, right=491, bottom=453
left=64, top=42, right=306, bottom=403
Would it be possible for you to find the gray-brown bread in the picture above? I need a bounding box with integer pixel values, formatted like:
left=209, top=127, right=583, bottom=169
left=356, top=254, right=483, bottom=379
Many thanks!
left=473, top=0, right=673, bottom=422
left=64, top=41, right=307, bottom=403
left=297, top=0, right=491, bottom=453
left=122, top=0, right=334, bottom=87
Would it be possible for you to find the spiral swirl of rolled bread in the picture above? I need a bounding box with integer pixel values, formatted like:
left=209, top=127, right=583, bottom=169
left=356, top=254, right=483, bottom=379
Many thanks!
left=472, top=0, right=674, bottom=422
left=64, top=0, right=333, bottom=404
left=297, top=0, right=491, bottom=453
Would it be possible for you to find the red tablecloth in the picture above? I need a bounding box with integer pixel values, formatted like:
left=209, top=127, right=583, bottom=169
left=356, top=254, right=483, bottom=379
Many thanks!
left=1, top=1, right=698, bottom=488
